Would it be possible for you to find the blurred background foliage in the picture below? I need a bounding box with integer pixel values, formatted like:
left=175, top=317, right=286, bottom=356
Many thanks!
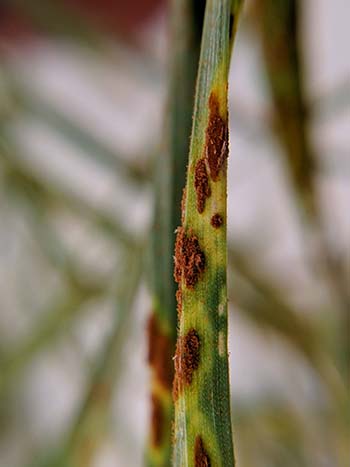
left=0, top=0, right=349, bottom=466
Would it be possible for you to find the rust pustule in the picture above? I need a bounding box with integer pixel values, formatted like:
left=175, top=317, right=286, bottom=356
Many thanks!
left=210, top=213, right=223, bottom=228
left=195, top=436, right=211, bottom=467
left=173, top=328, right=200, bottom=397
left=205, top=92, right=228, bottom=181
left=147, top=313, right=173, bottom=389
left=150, top=393, right=163, bottom=447
left=183, top=329, right=200, bottom=384
left=174, top=227, right=205, bottom=288
left=194, top=158, right=211, bottom=213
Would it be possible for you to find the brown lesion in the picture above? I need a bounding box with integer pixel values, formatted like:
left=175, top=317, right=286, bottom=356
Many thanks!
left=173, top=328, right=200, bottom=400
left=205, top=92, right=229, bottom=181
left=194, top=158, right=211, bottom=213
left=150, top=393, right=164, bottom=447
left=174, top=227, right=205, bottom=289
left=210, top=213, right=223, bottom=228
left=147, top=313, right=173, bottom=389
left=194, top=435, right=211, bottom=467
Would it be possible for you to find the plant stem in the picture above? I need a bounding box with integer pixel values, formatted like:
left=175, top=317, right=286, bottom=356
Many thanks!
left=173, top=2, right=243, bottom=466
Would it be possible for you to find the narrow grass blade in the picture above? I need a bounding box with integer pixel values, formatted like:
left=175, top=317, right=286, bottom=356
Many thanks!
left=173, top=1, right=243, bottom=466
left=146, top=2, right=204, bottom=465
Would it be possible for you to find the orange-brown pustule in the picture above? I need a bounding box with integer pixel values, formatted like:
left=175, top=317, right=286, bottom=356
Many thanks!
left=194, top=435, right=211, bottom=466
left=194, top=158, right=211, bottom=213
left=205, top=92, right=228, bottom=181
left=174, top=227, right=205, bottom=289
left=173, top=328, right=200, bottom=400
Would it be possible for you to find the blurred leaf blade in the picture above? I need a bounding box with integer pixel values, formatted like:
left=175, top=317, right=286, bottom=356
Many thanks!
left=255, top=0, right=350, bottom=376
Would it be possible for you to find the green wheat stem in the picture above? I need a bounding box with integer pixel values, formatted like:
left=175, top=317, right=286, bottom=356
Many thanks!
left=173, top=1, right=243, bottom=466
left=146, top=2, right=204, bottom=465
